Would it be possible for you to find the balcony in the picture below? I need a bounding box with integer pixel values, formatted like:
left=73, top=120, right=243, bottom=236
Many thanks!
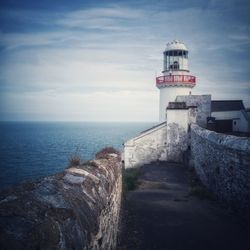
left=156, top=75, right=196, bottom=86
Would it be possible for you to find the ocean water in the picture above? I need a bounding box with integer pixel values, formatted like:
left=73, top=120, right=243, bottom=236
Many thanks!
left=0, top=122, right=155, bottom=189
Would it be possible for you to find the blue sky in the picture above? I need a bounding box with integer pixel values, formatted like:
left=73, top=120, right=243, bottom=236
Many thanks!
left=0, top=0, right=250, bottom=121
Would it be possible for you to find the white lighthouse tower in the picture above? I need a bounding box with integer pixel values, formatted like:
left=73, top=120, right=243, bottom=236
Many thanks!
left=156, top=40, right=196, bottom=122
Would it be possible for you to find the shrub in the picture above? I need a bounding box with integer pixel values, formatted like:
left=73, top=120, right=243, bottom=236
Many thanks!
left=189, top=168, right=214, bottom=200
left=123, top=168, right=140, bottom=191
left=95, top=147, right=120, bottom=159
left=68, top=153, right=82, bottom=167
left=190, top=185, right=213, bottom=200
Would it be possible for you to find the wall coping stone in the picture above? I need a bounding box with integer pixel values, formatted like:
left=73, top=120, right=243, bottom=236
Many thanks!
left=124, top=122, right=167, bottom=146
left=191, top=124, right=250, bottom=152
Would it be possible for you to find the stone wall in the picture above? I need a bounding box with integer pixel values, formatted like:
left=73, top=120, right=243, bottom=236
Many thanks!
left=0, top=153, right=122, bottom=250
left=124, top=122, right=167, bottom=168
left=176, top=95, right=211, bottom=127
left=191, top=124, right=250, bottom=210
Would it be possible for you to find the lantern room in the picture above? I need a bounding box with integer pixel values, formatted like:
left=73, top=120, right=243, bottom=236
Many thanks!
left=163, top=40, right=189, bottom=73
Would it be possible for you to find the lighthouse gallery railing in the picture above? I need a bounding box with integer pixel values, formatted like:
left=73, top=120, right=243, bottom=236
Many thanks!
left=156, top=75, right=196, bottom=85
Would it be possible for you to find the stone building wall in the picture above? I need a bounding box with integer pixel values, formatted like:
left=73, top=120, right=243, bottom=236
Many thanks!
left=0, top=153, right=122, bottom=250
left=124, top=105, right=198, bottom=168
left=166, top=107, right=192, bottom=162
left=176, top=95, right=211, bottom=127
left=124, top=122, right=167, bottom=168
left=191, top=124, right=250, bottom=210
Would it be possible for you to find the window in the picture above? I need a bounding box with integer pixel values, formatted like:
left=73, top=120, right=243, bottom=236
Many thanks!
left=173, top=61, right=179, bottom=69
left=183, top=51, right=188, bottom=58
left=169, top=61, right=179, bottom=70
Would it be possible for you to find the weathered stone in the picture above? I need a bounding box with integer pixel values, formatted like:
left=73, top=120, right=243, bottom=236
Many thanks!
left=63, top=173, right=86, bottom=184
left=0, top=153, right=122, bottom=250
left=191, top=124, right=250, bottom=211
left=176, top=95, right=211, bottom=128
left=124, top=104, right=197, bottom=167
left=124, top=122, right=168, bottom=168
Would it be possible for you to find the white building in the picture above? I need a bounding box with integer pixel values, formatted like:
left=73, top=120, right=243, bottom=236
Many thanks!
left=211, top=100, right=250, bottom=133
left=156, top=40, right=196, bottom=122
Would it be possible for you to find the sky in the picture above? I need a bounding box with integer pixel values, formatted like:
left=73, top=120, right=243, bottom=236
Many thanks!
left=0, top=0, right=249, bottom=122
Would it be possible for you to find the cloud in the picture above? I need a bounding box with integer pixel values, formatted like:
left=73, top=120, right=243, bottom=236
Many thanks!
left=56, top=6, right=145, bottom=30
left=0, top=45, right=156, bottom=94
left=1, top=90, right=158, bottom=121
left=0, top=1, right=250, bottom=121
left=0, top=31, right=70, bottom=50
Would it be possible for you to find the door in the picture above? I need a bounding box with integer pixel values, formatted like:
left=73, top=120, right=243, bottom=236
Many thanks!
left=215, top=120, right=233, bottom=133
left=232, top=119, right=239, bottom=132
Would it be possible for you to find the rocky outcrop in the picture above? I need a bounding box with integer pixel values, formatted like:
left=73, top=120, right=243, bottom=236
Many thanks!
left=0, top=152, right=122, bottom=250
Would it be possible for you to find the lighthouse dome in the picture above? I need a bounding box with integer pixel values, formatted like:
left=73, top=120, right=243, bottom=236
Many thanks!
left=165, top=40, right=188, bottom=51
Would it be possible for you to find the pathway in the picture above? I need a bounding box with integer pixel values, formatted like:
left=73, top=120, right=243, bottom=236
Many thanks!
left=118, top=162, right=250, bottom=250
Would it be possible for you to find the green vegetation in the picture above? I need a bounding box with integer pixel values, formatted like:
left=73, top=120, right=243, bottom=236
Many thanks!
left=190, top=185, right=213, bottom=200
left=123, top=168, right=140, bottom=191
left=189, top=168, right=214, bottom=200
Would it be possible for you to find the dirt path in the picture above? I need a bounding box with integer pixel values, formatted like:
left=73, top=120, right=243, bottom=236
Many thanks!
left=118, top=162, right=250, bottom=250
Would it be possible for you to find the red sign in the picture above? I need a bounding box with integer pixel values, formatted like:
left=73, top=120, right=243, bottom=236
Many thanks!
left=156, top=75, right=196, bottom=85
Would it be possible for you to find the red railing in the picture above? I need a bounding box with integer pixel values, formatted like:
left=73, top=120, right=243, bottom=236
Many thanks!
left=156, top=75, right=196, bottom=85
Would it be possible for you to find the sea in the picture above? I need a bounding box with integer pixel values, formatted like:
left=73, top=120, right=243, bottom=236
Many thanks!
left=0, top=122, right=155, bottom=190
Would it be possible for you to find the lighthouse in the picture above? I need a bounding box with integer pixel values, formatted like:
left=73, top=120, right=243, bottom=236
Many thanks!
left=156, top=40, right=196, bottom=122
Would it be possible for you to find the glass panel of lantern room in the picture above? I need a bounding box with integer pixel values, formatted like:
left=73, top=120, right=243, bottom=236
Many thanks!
left=169, top=51, right=173, bottom=70
left=181, top=50, right=183, bottom=70
left=163, top=51, right=167, bottom=71
left=173, top=51, right=177, bottom=67
left=167, top=51, right=169, bottom=71
left=184, top=51, right=188, bottom=59
left=177, top=50, right=181, bottom=70
left=164, top=52, right=166, bottom=70
left=169, top=52, right=171, bottom=70
left=168, top=52, right=170, bottom=71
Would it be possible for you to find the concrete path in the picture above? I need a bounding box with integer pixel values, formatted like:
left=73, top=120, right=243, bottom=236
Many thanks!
left=118, top=162, right=250, bottom=250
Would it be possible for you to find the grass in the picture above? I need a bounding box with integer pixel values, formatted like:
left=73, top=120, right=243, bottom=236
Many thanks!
left=189, top=168, right=214, bottom=200
left=123, top=168, right=140, bottom=191
left=67, top=147, right=120, bottom=170
left=190, top=185, right=213, bottom=200
left=68, top=153, right=82, bottom=167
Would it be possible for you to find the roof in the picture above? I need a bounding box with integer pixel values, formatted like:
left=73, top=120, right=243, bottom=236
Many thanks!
left=211, top=100, right=245, bottom=112
left=167, top=102, right=188, bottom=109
left=165, top=40, right=188, bottom=51
left=241, top=110, right=250, bottom=121
left=140, top=122, right=166, bottom=134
